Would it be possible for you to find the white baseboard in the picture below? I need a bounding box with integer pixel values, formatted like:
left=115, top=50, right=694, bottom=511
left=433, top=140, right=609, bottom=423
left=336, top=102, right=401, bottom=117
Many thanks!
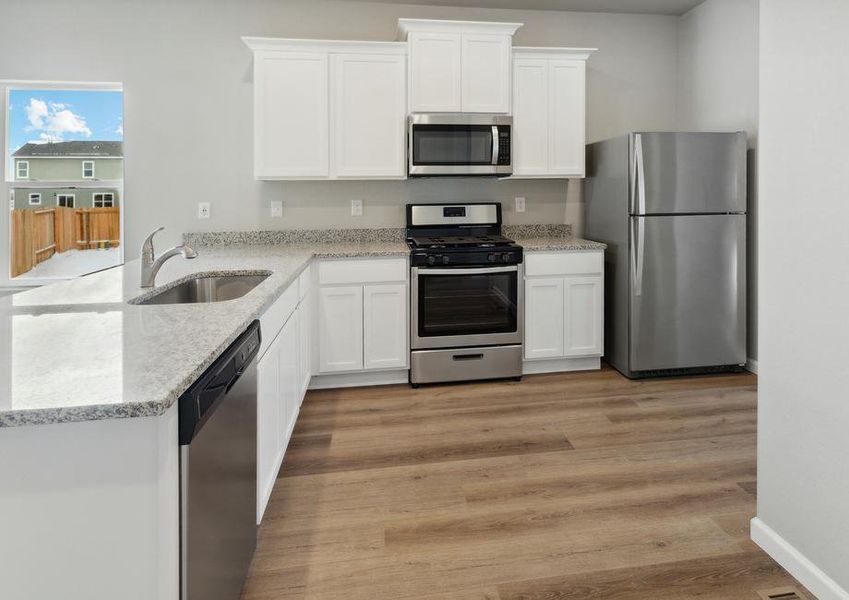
left=747, top=358, right=759, bottom=374
left=522, top=356, right=601, bottom=375
left=751, top=517, right=849, bottom=600
left=308, top=369, right=408, bottom=390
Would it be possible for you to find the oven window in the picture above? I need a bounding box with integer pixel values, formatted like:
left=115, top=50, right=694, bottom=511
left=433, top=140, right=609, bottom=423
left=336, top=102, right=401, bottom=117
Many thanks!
left=412, top=125, right=494, bottom=166
left=418, top=271, right=517, bottom=337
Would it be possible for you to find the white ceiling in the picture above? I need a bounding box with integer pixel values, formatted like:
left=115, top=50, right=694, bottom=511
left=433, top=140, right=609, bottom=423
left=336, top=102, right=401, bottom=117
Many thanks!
left=337, top=0, right=706, bottom=16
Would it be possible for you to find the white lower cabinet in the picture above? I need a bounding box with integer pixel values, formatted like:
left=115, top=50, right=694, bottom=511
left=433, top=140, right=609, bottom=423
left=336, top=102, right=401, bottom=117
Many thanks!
left=524, top=251, right=604, bottom=372
left=256, top=274, right=311, bottom=523
left=319, top=285, right=365, bottom=372
left=317, top=258, right=409, bottom=377
left=524, top=277, right=565, bottom=359
left=363, top=283, right=408, bottom=370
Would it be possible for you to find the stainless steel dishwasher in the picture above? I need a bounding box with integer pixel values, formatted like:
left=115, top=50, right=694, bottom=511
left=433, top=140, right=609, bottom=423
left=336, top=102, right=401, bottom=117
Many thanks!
left=179, top=321, right=261, bottom=600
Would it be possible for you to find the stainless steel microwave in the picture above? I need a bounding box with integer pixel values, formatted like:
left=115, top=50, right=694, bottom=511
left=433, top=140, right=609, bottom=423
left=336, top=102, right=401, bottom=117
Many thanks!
left=408, top=114, right=512, bottom=177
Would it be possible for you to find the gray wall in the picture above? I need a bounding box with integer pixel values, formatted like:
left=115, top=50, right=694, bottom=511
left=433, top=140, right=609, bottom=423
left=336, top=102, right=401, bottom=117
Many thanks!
left=757, top=1, right=849, bottom=594
left=676, top=0, right=758, bottom=361
left=0, top=0, right=680, bottom=255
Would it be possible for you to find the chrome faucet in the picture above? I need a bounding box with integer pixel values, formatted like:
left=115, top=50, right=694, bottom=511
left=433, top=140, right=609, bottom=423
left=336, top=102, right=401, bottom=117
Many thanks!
left=140, top=226, right=198, bottom=288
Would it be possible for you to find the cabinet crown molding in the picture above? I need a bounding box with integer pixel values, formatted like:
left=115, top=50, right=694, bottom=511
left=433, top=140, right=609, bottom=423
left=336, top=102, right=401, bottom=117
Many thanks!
left=242, top=36, right=407, bottom=55
left=396, top=18, right=523, bottom=40
left=513, top=46, right=598, bottom=61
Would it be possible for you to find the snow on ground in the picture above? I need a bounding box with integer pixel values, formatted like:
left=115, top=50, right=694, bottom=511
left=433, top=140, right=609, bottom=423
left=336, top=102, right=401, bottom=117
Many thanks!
left=15, top=248, right=122, bottom=280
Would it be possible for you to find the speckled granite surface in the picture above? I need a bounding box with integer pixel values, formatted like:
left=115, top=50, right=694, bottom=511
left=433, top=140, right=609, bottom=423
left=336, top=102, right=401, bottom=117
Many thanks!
left=515, top=235, right=607, bottom=251
left=0, top=241, right=407, bottom=428
left=184, top=228, right=405, bottom=248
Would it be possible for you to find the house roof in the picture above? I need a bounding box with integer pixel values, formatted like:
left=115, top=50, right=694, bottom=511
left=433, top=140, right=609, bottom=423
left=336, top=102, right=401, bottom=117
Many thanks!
left=12, top=141, right=123, bottom=158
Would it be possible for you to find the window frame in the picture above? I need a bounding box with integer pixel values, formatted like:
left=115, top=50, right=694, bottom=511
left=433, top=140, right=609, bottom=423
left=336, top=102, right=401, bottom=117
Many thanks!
left=93, top=192, right=114, bottom=208
left=28, top=192, right=41, bottom=206
left=16, top=160, right=28, bottom=179
left=1, top=80, right=125, bottom=287
left=56, top=193, right=75, bottom=208
left=82, top=160, right=95, bottom=179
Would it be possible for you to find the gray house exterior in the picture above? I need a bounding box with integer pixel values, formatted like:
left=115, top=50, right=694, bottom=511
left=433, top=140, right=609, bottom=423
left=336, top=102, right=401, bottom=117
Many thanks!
left=13, top=187, right=121, bottom=210
left=13, top=140, right=123, bottom=183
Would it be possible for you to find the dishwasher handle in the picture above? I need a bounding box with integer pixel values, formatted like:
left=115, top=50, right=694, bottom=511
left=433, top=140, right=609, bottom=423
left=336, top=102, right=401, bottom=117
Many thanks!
left=178, top=320, right=261, bottom=445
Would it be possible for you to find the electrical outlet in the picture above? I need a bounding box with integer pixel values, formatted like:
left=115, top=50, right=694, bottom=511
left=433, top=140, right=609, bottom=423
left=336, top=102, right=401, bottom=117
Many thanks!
left=270, top=199, right=283, bottom=218
left=351, top=199, right=363, bottom=217
left=197, top=202, right=211, bottom=219
left=515, top=196, right=526, bottom=213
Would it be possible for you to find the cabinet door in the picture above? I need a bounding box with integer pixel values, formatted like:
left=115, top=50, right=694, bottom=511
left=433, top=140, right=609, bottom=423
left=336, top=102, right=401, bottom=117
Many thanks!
left=256, top=342, right=280, bottom=522
left=319, top=286, right=364, bottom=372
left=548, top=59, right=586, bottom=177
left=512, top=58, right=549, bottom=176
left=564, top=276, right=603, bottom=357
left=332, top=53, right=406, bottom=178
left=409, top=32, right=462, bottom=112
left=363, top=283, right=408, bottom=370
left=298, top=293, right=311, bottom=399
left=524, top=278, right=565, bottom=359
left=461, top=34, right=511, bottom=113
left=278, top=313, right=300, bottom=451
left=254, top=51, right=329, bottom=178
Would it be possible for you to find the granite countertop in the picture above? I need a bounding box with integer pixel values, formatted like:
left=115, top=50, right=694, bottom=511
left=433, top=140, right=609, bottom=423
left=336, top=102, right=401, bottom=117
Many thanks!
left=0, top=225, right=606, bottom=429
left=515, top=235, right=607, bottom=252
left=0, top=240, right=408, bottom=428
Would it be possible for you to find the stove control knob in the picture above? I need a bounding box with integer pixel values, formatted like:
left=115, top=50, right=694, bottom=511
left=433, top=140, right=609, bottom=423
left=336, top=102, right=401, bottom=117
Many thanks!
left=442, top=255, right=450, bottom=265
left=501, top=252, right=512, bottom=263
left=488, top=253, right=497, bottom=263
left=427, top=255, right=436, bottom=266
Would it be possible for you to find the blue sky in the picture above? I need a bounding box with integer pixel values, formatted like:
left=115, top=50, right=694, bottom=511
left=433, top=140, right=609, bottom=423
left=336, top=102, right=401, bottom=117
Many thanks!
left=8, top=89, right=123, bottom=154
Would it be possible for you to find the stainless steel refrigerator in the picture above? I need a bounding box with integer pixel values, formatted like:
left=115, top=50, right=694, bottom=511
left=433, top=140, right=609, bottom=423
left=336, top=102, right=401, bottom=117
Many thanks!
left=585, top=132, right=747, bottom=378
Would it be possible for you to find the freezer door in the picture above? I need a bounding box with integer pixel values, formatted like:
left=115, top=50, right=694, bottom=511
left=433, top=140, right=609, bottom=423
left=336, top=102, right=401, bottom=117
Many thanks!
left=629, top=214, right=746, bottom=372
left=631, top=132, right=747, bottom=215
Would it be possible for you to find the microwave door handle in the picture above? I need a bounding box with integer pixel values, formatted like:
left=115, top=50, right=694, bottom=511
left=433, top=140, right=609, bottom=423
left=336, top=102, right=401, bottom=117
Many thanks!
left=491, top=126, right=499, bottom=166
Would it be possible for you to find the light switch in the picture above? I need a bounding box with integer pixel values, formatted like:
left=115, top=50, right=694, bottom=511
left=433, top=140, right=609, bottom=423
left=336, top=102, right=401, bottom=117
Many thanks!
left=351, top=199, right=363, bottom=217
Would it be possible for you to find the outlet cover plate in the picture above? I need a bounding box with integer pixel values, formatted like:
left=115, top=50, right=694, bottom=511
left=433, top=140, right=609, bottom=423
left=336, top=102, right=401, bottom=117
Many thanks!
left=515, top=197, right=526, bottom=213
left=351, top=199, right=363, bottom=217
left=197, top=202, right=211, bottom=219
left=270, top=199, right=283, bottom=218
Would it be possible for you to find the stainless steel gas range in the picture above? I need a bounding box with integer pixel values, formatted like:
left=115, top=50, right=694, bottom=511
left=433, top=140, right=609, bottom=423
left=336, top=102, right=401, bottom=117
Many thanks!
left=406, top=203, right=524, bottom=386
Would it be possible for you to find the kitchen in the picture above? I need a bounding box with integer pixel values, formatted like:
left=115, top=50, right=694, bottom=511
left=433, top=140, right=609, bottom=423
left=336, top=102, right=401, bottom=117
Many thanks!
left=1, top=1, right=848, bottom=600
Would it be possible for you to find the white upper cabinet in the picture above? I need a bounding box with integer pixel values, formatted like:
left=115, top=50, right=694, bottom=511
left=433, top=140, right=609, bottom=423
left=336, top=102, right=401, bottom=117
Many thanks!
left=332, top=52, right=406, bottom=178
left=253, top=51, right=329, bottom=178
left=512, top=48, right=595, bottom=178
left=244, top=38, right=407, bottom=180
left=408, top=32, right=462, bottom=112
left=399, top=19, right=522, bottom=114
left=461, top=34, right=512, bottom=113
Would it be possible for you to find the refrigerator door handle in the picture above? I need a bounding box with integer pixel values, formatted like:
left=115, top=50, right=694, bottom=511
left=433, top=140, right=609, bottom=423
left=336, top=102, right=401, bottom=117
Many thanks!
left=631, top=217, right=645, bottom=297
left=634, top=134, right=647, bottom=215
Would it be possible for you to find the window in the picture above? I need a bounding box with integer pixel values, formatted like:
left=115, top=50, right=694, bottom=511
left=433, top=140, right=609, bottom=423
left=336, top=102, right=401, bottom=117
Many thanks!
left=56, top=194, right=75, bottom=208
left=93, top=192, right=114, bottom=208
left=4, top=83, right=124, bottom=281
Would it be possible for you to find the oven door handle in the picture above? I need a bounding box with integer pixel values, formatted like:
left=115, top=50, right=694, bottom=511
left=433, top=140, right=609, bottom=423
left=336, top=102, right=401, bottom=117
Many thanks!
left=414, top=266, right=518, bottom=276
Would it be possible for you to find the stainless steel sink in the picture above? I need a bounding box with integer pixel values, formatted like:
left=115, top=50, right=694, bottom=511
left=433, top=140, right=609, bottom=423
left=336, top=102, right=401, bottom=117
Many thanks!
left=132, top=273, right=270, bottom=305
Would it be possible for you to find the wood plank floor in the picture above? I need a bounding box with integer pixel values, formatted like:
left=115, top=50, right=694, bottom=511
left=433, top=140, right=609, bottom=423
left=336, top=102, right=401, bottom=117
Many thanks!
left=241, top=367, right=812, bottom=600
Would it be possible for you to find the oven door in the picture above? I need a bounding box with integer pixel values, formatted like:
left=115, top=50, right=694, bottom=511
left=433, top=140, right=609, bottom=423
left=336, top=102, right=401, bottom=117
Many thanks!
left=411, top=265, right=523, bottom=350
left=408, top=115, right=512, bottom=177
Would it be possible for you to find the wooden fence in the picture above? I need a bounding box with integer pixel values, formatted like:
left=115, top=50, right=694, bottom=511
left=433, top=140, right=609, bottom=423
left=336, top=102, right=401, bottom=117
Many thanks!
left=11, top=207, right=120, bottom=277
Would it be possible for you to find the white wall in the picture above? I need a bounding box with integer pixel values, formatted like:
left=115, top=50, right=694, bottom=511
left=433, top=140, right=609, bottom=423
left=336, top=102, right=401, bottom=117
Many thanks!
left=754, top=1, right=849, bottom=597
left=0, top=0, right=680, bottom=256
left=676, top=0, right=759, bottom=361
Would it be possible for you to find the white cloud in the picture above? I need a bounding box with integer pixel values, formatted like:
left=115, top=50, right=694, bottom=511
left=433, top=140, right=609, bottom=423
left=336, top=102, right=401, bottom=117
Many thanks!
left=24, top=97, right=92, bottom=139
left=116, top=124, right=124, bottom=136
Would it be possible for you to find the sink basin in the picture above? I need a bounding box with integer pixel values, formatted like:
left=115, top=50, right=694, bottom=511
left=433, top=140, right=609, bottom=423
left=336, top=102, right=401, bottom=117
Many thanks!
left=133, top=273, right=270, bottom=305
